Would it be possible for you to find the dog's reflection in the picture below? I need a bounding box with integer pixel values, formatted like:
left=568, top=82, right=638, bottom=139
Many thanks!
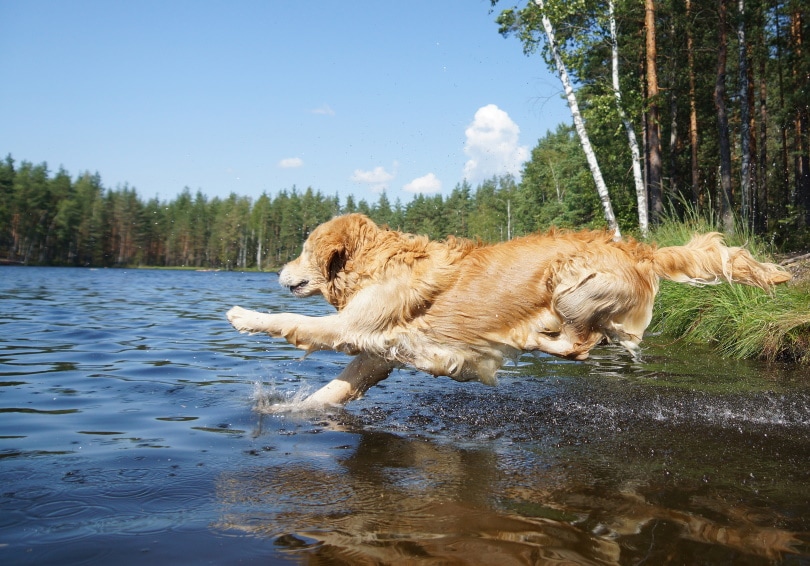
left=215, top=424, right=801, bottom=565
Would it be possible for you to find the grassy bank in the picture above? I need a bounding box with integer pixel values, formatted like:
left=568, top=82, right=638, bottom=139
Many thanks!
left=649, top=217, right=810, bottom=364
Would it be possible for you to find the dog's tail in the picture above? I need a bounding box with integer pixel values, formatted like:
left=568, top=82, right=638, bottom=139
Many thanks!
left=651, top=233, right=791, bottom=291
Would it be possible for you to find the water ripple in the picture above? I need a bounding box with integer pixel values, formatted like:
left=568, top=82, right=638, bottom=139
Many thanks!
left=1, top=267, right=809, bottom=564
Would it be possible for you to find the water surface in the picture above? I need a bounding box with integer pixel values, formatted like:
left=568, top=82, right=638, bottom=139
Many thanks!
left=1, top=267, right=808, bottom=564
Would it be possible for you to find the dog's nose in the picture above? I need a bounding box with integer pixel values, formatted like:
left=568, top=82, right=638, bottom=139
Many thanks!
left=278, top=267, right=293, bottom=287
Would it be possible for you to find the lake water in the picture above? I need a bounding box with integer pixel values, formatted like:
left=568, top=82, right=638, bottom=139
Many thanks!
left=1, top=266, right=808, bottom=564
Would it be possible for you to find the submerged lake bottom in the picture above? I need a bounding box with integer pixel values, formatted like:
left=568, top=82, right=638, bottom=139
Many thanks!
left=1, top=267, right=808, bottom=565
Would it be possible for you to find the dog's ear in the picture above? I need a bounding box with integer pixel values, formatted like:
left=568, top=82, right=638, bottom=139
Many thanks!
left=327, top=248, right=347, bottom=281
left=313, top=213, right=376, bottom=281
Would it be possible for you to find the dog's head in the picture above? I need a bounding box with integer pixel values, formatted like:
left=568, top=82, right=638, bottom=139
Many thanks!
left=278, top=214, right=380, bottom=308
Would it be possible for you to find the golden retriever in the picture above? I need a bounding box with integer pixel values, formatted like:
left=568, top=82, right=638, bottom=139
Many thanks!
left=227, top=213, right=790, bottom=407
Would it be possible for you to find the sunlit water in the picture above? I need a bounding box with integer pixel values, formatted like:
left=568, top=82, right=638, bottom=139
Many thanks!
left=1, top=266, right=808, bottom=564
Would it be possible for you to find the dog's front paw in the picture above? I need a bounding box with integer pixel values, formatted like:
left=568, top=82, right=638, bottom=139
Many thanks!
left=226, top=305, right=263, bottom=334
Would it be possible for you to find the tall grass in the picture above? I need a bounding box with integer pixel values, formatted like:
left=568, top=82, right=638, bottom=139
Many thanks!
left=648, top=208, right=810, bottom=364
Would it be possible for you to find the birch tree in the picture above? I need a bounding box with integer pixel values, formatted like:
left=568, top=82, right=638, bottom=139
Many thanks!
left=738, top=0, right=752, bottom=228
left=715, top=0, right=735, bottom=234
left=609, top=0, right=647, bottom=236
left=531, top=0, right=621, bottom=237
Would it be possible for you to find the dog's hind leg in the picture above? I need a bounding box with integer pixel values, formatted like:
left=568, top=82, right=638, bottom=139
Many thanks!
left=299, top=352, right=397, bottom=407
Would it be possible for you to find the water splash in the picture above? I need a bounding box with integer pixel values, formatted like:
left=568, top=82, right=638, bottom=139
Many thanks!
left=251, top=380, right=316, bottom=414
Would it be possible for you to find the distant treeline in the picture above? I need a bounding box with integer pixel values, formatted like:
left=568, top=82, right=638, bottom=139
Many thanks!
left=0, top=126, right=613, bottom=269
left=2, top=112, right=808, bottom=270
left=0, top=161, right=509, bottom=270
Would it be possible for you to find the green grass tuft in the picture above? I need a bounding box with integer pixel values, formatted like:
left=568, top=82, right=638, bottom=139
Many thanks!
left=648, top=212, right=810, bottom=364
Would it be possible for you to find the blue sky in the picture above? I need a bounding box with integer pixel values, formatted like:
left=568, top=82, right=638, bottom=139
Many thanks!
left=1, top=0, right=569, bottom=204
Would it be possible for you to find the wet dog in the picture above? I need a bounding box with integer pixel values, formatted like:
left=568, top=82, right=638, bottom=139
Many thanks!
left=227, top=214, right=790, bottom=406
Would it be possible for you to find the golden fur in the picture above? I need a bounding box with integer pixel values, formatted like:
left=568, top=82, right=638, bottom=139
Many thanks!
left=227, top=214, right=790, bottom=405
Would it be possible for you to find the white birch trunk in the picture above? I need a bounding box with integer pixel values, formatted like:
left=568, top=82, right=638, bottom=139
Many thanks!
left=535, top=0, right=621, bottom=239
left=609, top=0, right=648, bottom=237
left=737, top=0, right=752, bottom=226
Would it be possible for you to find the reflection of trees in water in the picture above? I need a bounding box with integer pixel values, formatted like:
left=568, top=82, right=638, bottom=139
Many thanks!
left=215, top=425, right=804, bottom=564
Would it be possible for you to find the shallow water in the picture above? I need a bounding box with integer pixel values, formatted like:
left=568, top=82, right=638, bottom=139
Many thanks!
left=1, top=266, right=808, bottom=565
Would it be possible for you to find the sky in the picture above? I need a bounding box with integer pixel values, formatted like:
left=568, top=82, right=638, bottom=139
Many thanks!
left=1, top=0, right=570, bottom=205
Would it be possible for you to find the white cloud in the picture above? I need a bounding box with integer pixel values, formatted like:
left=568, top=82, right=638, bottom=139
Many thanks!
left=403, top=173, right=442, bottom=194
left=350, top=165, right=395, bottom=193
left=462, top=104, right=529, bottom=183
left=311, top=104, right=335, bottom=116
left=278, top=157, right=304, bottom=169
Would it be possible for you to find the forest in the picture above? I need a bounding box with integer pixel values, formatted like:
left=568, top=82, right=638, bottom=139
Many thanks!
left=492, top=0, right=808, bottom=241
left=1, top=0, right=808, bottom=269
left=0, top=152, right=573, bottom=269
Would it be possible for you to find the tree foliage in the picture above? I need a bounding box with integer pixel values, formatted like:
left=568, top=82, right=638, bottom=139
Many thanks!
left=1, top=154, right=585, bottom=269
left=494, top=0, right=810, bottom=244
